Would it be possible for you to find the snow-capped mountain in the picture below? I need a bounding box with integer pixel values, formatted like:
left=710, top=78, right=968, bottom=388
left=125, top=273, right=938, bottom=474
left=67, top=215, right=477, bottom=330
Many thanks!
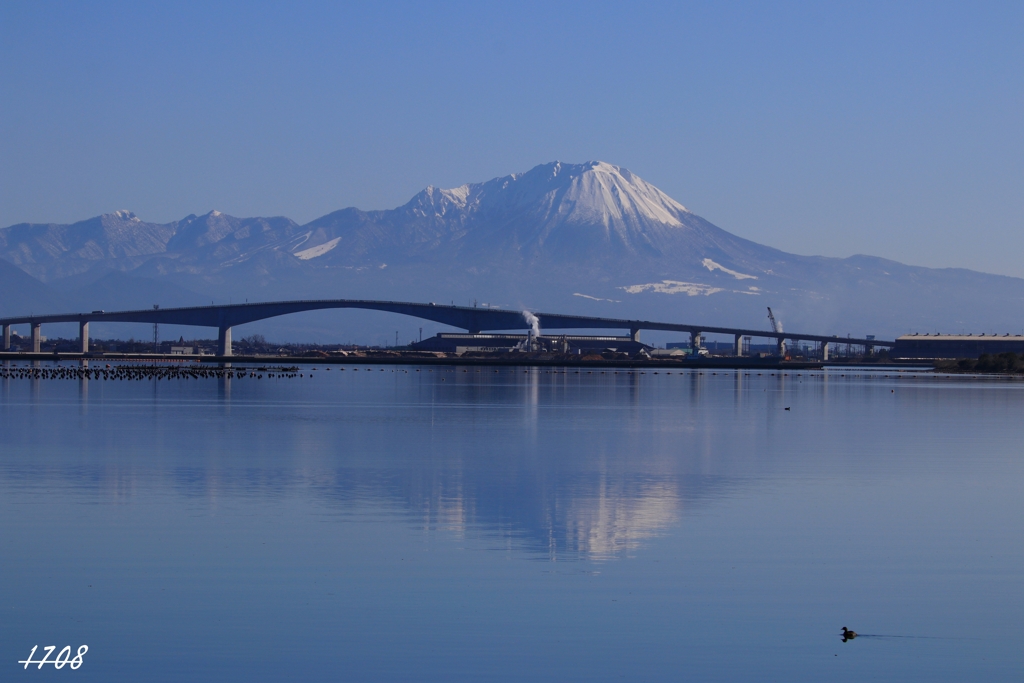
left=293, top=161, right=779, bottom=268
left=3, top=161, right=1024, bottom=340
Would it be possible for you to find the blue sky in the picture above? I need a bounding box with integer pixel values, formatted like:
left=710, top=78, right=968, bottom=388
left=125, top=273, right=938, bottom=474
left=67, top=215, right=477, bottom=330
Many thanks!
left=2, top=1, right=1022, bottom=276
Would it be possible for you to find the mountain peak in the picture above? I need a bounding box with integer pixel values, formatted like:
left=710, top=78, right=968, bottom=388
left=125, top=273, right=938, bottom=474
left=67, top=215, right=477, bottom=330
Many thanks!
left=406, top=185, right=472, bottom=218
left=524, top=160, right=690, bottom=226
left=403, top=161, right=690, bottom=230
left=107, top=210, right=140, bottom=222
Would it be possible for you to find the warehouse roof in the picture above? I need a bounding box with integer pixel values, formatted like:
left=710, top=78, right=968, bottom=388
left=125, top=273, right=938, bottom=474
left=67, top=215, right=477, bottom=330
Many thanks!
left=897, top=333, right=1024, bottom=341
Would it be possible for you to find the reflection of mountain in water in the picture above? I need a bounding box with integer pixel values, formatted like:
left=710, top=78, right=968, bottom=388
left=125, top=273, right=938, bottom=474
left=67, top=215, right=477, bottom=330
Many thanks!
left=3, top=457, right=712, bottom=561
left=298, top=464, right=740, bottom=561
left=1, top=371, right=769, bottom=560
left=397, top=471, right=689, bottom=561
left=545, top=479, right=681, bottom=560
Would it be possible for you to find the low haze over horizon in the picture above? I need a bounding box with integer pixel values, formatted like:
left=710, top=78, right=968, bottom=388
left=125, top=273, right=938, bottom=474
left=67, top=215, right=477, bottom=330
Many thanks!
left=2, top=2, right=1022, bottom=276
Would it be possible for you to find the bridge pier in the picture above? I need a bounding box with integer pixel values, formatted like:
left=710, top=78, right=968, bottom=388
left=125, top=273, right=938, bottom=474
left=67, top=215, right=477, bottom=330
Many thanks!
left=776, top=337, right=786, bottom=357
left=630, top=327, right=640, bottom=342
left=31, top=323, right=41, bottom=353
left=822, top=341, right=829, bottom=361
left=734, top=333, right=743, bottom=357
left=80, top=321, right=89, bottom=354
left=691, top=331, right=702, bottom=355
left=218, top=326, right=233, bottom=357
left=2, top=324, right=9, bottom=351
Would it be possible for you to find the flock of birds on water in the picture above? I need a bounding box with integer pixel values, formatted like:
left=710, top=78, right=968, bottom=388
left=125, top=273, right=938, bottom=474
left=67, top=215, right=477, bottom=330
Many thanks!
left=0, top=363, right=948, bottom=383
left=0, top=364, right=302, bottom=381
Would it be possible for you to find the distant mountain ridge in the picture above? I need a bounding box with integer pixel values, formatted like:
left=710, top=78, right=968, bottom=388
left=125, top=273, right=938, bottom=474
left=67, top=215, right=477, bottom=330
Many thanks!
left=3, top=161, right=1024, bottom=340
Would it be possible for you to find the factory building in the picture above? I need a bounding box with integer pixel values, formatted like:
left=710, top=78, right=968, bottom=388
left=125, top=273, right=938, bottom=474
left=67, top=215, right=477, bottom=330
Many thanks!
left=892, top=333, right=1024, bottom=359
left=410, top=333, right=650, bottom=355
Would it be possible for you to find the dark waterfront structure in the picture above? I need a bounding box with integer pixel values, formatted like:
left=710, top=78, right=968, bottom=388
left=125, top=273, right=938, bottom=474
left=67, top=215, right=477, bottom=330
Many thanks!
left=411, top=333, right=649, bottom=355
left=893, top=334, right=1024, bottom=359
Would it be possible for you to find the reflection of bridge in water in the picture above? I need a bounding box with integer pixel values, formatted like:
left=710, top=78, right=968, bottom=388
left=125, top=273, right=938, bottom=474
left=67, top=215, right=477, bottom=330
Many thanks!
left=0, top=298, right=893, bottom=358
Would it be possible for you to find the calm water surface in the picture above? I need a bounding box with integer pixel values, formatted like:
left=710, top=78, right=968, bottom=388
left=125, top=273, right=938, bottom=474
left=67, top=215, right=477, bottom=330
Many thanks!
left=2, top=364, right=1023, bottom=681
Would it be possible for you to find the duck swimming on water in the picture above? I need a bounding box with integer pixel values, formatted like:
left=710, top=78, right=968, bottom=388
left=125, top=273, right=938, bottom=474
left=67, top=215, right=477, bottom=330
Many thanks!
left=841, top=627, right=858, bottom=641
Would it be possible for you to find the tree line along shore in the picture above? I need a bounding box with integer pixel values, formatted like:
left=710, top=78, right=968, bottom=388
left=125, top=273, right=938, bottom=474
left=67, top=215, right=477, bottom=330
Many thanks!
left=934, top=352, right=1024, bottom=374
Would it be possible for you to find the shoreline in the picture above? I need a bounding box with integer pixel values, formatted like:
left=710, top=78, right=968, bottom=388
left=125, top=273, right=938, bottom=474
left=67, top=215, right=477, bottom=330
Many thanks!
left=0, top=350, right=933, bottom=370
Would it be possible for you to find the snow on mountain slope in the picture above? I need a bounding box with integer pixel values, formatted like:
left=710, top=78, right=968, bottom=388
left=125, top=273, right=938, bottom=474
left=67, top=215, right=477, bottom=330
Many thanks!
left=441, top=161, right=695, bottom=259
left=409, top=161, right=689, bottom=228
left=294, top=237, right=341, bottom=260
left=702, top=258, right=758, bottom=280
left=293, top=161, right=777, bottom=267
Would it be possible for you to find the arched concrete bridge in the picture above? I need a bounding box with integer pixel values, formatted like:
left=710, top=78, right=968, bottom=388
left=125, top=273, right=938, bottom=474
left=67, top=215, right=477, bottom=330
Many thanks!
left=0, top=298, right=894, bottom=358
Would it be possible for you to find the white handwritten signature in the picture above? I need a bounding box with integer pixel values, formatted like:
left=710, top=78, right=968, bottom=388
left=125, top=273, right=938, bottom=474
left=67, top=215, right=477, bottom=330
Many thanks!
left=18, top=645, right=88, bottom=670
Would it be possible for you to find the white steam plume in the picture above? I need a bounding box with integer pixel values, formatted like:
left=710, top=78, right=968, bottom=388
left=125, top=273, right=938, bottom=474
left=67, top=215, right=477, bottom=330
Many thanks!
left=522, top=310, right=541, bottom=337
